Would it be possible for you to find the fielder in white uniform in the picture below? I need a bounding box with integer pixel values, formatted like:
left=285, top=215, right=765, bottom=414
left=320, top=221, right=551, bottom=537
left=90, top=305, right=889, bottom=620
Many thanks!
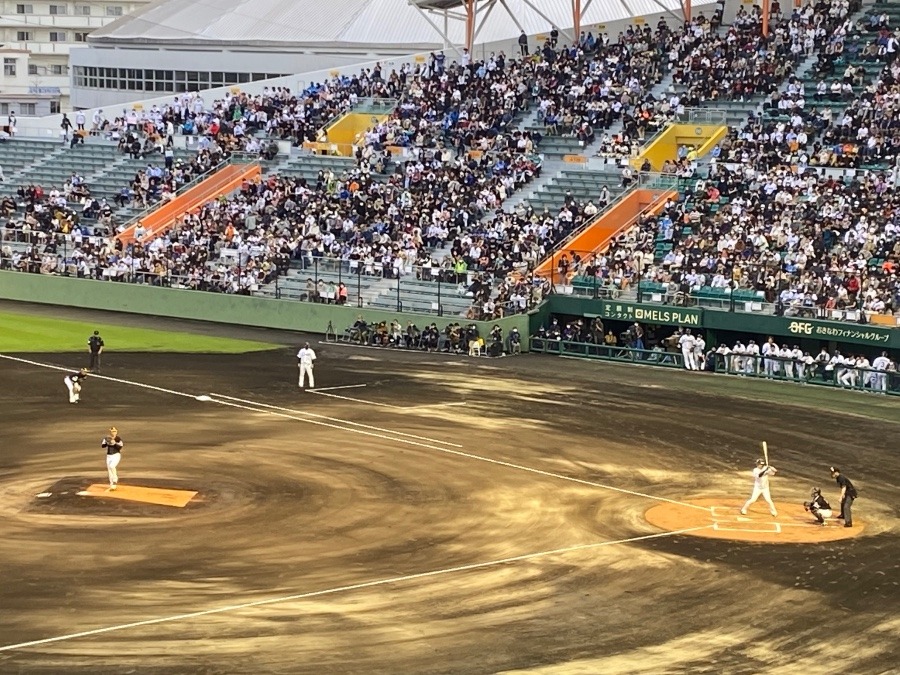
left=679, top=329, right=697, bottom=370
left=872, top=351, right=891, bottom=392
left=693, top=335, right=706, bottom=370
left=297, top=342, right=317, bottom=388
left=101, top=426, right=123, bottom=491
left=741, top=458, right=778, bottom=517
left=744, top=340, right=760, bottom=375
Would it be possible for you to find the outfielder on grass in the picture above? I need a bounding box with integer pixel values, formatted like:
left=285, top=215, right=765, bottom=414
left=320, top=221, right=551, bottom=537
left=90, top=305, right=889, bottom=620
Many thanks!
left=741, top=458, right=778, bottom=517
left=64, top=368, right=88, bottom=404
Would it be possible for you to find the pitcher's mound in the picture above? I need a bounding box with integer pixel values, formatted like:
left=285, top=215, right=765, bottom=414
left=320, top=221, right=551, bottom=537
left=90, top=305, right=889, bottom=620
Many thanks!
left=646, top=498, right=864, bottom=543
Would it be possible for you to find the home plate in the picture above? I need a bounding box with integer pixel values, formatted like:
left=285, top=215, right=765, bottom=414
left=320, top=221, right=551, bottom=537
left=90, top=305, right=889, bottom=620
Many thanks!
left=79, top=484, right=198, bottom=508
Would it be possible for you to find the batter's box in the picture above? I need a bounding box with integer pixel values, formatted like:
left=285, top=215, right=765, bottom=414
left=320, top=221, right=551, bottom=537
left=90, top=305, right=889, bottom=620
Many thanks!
left=713, top=521, right=782, bottom=534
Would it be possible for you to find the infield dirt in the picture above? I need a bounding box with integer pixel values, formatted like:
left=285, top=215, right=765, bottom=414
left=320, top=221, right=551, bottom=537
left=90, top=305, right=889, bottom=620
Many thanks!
left=0, top=310, right=897, bottom=674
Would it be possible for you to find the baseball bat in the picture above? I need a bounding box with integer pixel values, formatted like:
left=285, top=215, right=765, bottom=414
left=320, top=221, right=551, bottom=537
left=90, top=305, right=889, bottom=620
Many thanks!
left=762, top=441, right=769, bottom=466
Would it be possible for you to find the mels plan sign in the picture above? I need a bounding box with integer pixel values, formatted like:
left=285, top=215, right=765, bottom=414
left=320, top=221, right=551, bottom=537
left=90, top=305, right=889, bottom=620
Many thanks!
left=600, top=302, right=702, bottom=326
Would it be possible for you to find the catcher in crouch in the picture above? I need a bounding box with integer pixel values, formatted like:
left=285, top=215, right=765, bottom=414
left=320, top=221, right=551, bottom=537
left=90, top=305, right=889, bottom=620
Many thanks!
left=64, top=368, right=89, bottom=404
left=804, top=487, right=833, bottom=525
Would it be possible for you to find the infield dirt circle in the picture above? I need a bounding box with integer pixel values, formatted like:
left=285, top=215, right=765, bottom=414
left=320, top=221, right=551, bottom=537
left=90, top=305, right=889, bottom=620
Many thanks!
left=645, top=498, right=864, bottom=543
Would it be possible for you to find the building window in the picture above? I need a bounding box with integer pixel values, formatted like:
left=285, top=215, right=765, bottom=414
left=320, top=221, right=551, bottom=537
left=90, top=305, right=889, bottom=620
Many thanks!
left=18, top=103, right=36, bottom=115
left=49, top=32, right=67, bottom=42
left=50, top=101, right=61, bottom=114
left=16, top=31, right=33, bottom=41
left=106, top=5, right=124, bottom=16
left=75, top=4, right=91, bottom=15
left=28, top=64, right=38, bottom=75
left=74, top=32, right=89, bottom=42
left=51, top=64, right=66, bottom=75
left=4, top=58, right=17, bottom=77
left=16, top=4, right=33, bottom=14
left=49, top=4, right=67, bottom=14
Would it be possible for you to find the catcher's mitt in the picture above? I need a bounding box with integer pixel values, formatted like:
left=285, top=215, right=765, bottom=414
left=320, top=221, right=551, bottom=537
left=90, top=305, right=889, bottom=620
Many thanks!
left=803, top=501, right=811, bottom=511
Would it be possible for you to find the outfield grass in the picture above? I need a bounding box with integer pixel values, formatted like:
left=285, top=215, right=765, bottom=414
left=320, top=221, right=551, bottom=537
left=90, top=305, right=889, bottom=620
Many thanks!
left=0, top=310, right=282, bottom=354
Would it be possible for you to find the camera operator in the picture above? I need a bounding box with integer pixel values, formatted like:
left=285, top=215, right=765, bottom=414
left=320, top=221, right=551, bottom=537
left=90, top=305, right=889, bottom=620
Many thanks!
left=489, top=325, right=504, bottom=357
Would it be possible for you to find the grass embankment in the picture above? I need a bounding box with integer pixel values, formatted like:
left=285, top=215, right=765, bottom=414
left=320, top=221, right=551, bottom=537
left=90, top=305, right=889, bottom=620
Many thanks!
left=0, top=310, right=280, bottom=354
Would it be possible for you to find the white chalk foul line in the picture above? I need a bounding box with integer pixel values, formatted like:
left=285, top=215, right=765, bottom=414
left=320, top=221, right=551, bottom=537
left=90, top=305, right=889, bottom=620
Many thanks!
left=310, top=384, right=369, bottom=392
left=212, top=393, right=709, bottom=512
left=1, top=354, right=709, bottom=511
left=308, top=389, right=402, bottom=408
left=0, top=354, right=197, bottom=400
left=308, top=389, right=467, bottom=411
left=208, top=396, right=463, bottom=453
left=212, top=393, right=463, bottom=448
left=0, top=526, right=709, bottom=653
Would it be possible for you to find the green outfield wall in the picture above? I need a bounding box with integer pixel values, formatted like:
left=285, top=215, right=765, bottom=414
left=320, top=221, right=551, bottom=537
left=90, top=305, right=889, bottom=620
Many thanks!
left=544, top=296, right=900, bottom=351
left=0, top=272, right=531, bottom=344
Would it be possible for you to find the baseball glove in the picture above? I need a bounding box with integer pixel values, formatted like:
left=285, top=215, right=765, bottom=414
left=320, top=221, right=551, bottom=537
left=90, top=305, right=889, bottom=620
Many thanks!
left=803, top=501, right=811, bottom=511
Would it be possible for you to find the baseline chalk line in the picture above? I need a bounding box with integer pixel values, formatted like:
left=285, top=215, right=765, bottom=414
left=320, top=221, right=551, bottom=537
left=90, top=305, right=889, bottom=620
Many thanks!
left=0, top=526, right=710, bottom=653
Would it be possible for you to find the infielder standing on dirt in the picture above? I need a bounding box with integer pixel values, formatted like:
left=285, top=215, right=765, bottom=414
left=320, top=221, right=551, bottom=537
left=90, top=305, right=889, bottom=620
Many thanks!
left=64, top=368, right=88, bottom=403
left=102, top=426, right=123, bottom=490
left=297, top=342, right=316, bottom=389
left=741, top=458, right=778, bottom=517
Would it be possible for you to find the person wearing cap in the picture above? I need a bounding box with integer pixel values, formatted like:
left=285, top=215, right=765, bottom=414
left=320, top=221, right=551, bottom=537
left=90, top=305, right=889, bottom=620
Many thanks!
left=102, top=427, right=124, bottom=491
left=64, top=368, right=89, bottom=404
left=830, top=467, right=858, bottom=527
left=88, top=330, right=104, bottom=372
left=804, top=487, right=832, bottom=525
left=297, top=341, right=317, bottom=389
left=740, top=457, right=778, bottom=517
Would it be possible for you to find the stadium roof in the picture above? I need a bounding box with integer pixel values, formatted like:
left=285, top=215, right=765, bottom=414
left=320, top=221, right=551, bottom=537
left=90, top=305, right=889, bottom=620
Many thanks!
left=91, top=0, right=705, bottom=49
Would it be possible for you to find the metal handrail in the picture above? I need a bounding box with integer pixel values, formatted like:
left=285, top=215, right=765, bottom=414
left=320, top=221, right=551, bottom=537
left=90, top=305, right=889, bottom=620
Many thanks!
left=117, top=154, right=249, bottom=228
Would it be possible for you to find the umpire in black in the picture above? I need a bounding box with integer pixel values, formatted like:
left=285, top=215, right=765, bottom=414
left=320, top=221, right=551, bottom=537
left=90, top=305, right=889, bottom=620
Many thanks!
left=88, top=330, right=104, bottom=372
left=831, top=466, right=858, bottom=527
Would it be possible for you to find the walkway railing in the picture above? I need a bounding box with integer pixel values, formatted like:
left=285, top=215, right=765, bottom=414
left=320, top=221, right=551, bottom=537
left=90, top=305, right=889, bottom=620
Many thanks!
left=530, top=338, right=900, bottom=396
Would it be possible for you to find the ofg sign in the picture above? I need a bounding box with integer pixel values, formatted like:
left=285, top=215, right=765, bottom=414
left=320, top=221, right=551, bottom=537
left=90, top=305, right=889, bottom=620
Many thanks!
left=785, top=319, right=893, bottom=346
left=600, top=302, right=703, bottom=327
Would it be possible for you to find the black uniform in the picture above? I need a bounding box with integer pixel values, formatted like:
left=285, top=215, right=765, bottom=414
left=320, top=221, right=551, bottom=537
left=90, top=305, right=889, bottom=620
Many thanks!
left=834, top=471, right=858, bottom=527
left=88, top=331, right=104, bottom=371
left=805, top=490, right=831, bottom=524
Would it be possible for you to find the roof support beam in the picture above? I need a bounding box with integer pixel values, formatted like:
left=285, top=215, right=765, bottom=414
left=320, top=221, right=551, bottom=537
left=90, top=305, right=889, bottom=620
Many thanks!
left=572, top=0, right=581, bottom=40
left=497, top=0, right=526, bottom=34
left=473, top=0, right=498, bottom=42
left=518, top=0, right=573, bottom=43
left=410, top=2, right=465, bottom=57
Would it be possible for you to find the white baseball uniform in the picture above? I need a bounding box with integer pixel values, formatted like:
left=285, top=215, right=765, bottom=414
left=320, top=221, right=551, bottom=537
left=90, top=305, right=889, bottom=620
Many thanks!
left=679, top=333, right=696, bottom=370
left=741, top=464, right=778, bottom=516
left=297, top=346, right=317, bottom=388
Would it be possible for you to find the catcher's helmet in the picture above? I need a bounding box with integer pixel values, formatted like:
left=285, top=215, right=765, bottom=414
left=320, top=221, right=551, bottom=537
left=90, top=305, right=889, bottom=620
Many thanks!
left=810, top=487, right=821, bottom=498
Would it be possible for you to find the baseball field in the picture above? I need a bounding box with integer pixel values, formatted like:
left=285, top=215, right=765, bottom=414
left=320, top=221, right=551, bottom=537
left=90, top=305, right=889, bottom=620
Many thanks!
left=0, top=300, right=897, bottom=674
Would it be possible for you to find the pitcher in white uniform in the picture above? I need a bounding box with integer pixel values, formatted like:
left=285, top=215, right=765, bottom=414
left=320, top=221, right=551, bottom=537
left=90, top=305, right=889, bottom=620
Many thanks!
left=740, top=458, right=778, bottom=517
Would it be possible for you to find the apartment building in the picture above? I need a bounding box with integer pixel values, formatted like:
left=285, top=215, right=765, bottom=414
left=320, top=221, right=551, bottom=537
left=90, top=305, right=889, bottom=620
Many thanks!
left=0, top=1, right=150, bottom=116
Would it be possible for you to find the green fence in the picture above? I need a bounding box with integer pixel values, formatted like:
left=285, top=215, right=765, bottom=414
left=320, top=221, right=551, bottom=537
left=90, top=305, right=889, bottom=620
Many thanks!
left=530, top=336, right=685, bottom=368
left=0, top=271, right=531, bottom=344
left=530, top=337, right=900, bottom=397
left=544, top=296, right=900, bottom=351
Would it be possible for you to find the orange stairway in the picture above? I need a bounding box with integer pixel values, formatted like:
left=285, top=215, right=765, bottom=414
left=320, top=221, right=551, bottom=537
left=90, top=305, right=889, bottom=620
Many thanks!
left=534, top=187, right=677, bottom=285
left=116, top=162, right=261, bottom=246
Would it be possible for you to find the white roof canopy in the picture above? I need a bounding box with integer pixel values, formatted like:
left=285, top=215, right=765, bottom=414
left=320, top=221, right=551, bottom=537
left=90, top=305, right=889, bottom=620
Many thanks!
left=91, top=0, right=711, bottom=50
